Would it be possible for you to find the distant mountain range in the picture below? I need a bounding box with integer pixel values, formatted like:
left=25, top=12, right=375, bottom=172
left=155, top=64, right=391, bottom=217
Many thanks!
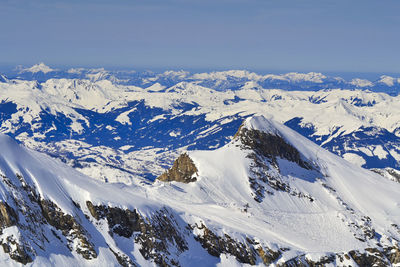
left=5, top=63, right=400, bottom=95
left=0, top=64, right=400, bottom=184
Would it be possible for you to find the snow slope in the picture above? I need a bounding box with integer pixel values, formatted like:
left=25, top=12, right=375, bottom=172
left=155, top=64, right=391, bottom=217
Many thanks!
left=0, top=116, right=399, bottom=266
left=181, top=116, right=400, bottom=252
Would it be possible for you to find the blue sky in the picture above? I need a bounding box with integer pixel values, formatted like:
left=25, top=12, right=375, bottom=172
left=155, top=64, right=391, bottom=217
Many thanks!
left=1, top=0, right=399, bottom=73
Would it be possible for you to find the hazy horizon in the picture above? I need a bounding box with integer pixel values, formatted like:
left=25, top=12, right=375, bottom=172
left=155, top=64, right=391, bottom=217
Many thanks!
left=2, top=0, right=399, bottom=74
left=1, top=62, right=399, bottom=81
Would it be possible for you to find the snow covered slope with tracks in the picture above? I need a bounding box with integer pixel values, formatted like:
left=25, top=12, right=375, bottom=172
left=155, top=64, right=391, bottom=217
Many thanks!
left=0, top=116, right=399, bottom=266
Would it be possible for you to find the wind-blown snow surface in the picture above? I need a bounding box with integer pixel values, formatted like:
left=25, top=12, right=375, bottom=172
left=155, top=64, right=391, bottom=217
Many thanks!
left=184, top=117, right=400, bottom=250
left=1, top=72, right=400, bottom=183
left=0, top=116, right=399, bottom=266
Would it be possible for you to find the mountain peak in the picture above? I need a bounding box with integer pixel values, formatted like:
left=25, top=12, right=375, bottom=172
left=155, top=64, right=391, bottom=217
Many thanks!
left=236, top=116, right=313, bottom=171
left=20, top=63, right=56, bottom=74
left=377, top=75, right=398, bottom=86
left=242, top=115, right=279, bottom=136
left=157, top=153, right=198, bottom=183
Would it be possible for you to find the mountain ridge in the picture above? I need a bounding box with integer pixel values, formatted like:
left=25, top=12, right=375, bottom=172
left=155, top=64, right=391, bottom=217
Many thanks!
left=0, top=116, right=399, bottom=266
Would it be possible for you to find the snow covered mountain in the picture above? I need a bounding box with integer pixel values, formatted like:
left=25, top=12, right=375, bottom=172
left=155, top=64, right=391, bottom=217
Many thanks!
left=0, top=116, right=399, bottom=266
left=1, top=68, right=400, bottom=184
left=6, top=63, right=400, bottom=94
left=18, top=62, right=57, bottom=74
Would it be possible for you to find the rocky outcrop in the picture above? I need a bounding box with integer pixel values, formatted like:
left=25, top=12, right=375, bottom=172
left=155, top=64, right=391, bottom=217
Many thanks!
left=236, top=127, right=312, bottom=170
left=385, top=246, right=400, bottom=264
left=194, top=224, right=256, bottom=264
left=235, top=127, right=315, bottom=202
left=0, top=172, right=98, bottom=264
left=0, top=201, right=32, bottom=264
left=348, top=249, right=389, bottom=266
left=247, top=151, right=315, bottom=202
left=192, top=223, right=281, bottom=265
left=260, top=246, right=400, bottom=266
left=40, top=199, right=97, bottom=259
left=157, top=153, right=198, bottom=183
left=136, top=208, right=189, bottom=266
left=1, top=235, right=33, bottom=264
left=330, top=247, right=400, bottom=267
left=0, top=174, right=39, bottom=264
left=109, top=248, right=137, bottom=267
left=86, top=200, right=142, bottom=238
left=371, top=167, right=400, bottom=183
left=277, top=254, right=336, bottom=267
left=86, top=202, right=189, bottom=266
left=0, top=202, right=18, bottom=229
left=257, top=246, right=282, bottom=265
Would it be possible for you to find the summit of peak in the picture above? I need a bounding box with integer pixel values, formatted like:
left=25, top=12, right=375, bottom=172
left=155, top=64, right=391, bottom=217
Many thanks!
left=20, top=63, right=56, bottom=74
left=242, top=115, right=279, bottom=135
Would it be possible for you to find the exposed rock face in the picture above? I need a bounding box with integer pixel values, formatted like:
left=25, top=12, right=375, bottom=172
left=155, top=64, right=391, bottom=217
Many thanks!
left=385, top=246, right=400, bottom=264
left=235, top=127, right=315, bottom=202
left=194, top=224, right=256, bottom=264
left=0, top=173, right=97, bottom=264
left=0, top=202, right=18, bottom=229
left=331, top=247, right=400, bottom=267
left=236, top=127, right=312, bottom=170
left=136, top=208, right=189, bottom=266
left=277, top=254, right=336, bottom=267
left=266, top=247, right=400, bottom=266
left=348, top=249, right=390, bottom=266
left=86, top=201, right=189, bottom=266
left=371, top=167, right=400, bottom=183
left=247, top=151, right=315, bottom=203
left=0, top=174, right=38, bottom=264
left=86, top=200, right=142, bottom=238
left=158, top=153, right=198, bottom=183
left=192, top=223, right=281, bottom=265
left=257, top=246, right=282, bottom=265
left=109, top=248, right=137, bottom=267
left=40, top=199, right=97, bottom=259
left=1, top=235, right=33, bottom=264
